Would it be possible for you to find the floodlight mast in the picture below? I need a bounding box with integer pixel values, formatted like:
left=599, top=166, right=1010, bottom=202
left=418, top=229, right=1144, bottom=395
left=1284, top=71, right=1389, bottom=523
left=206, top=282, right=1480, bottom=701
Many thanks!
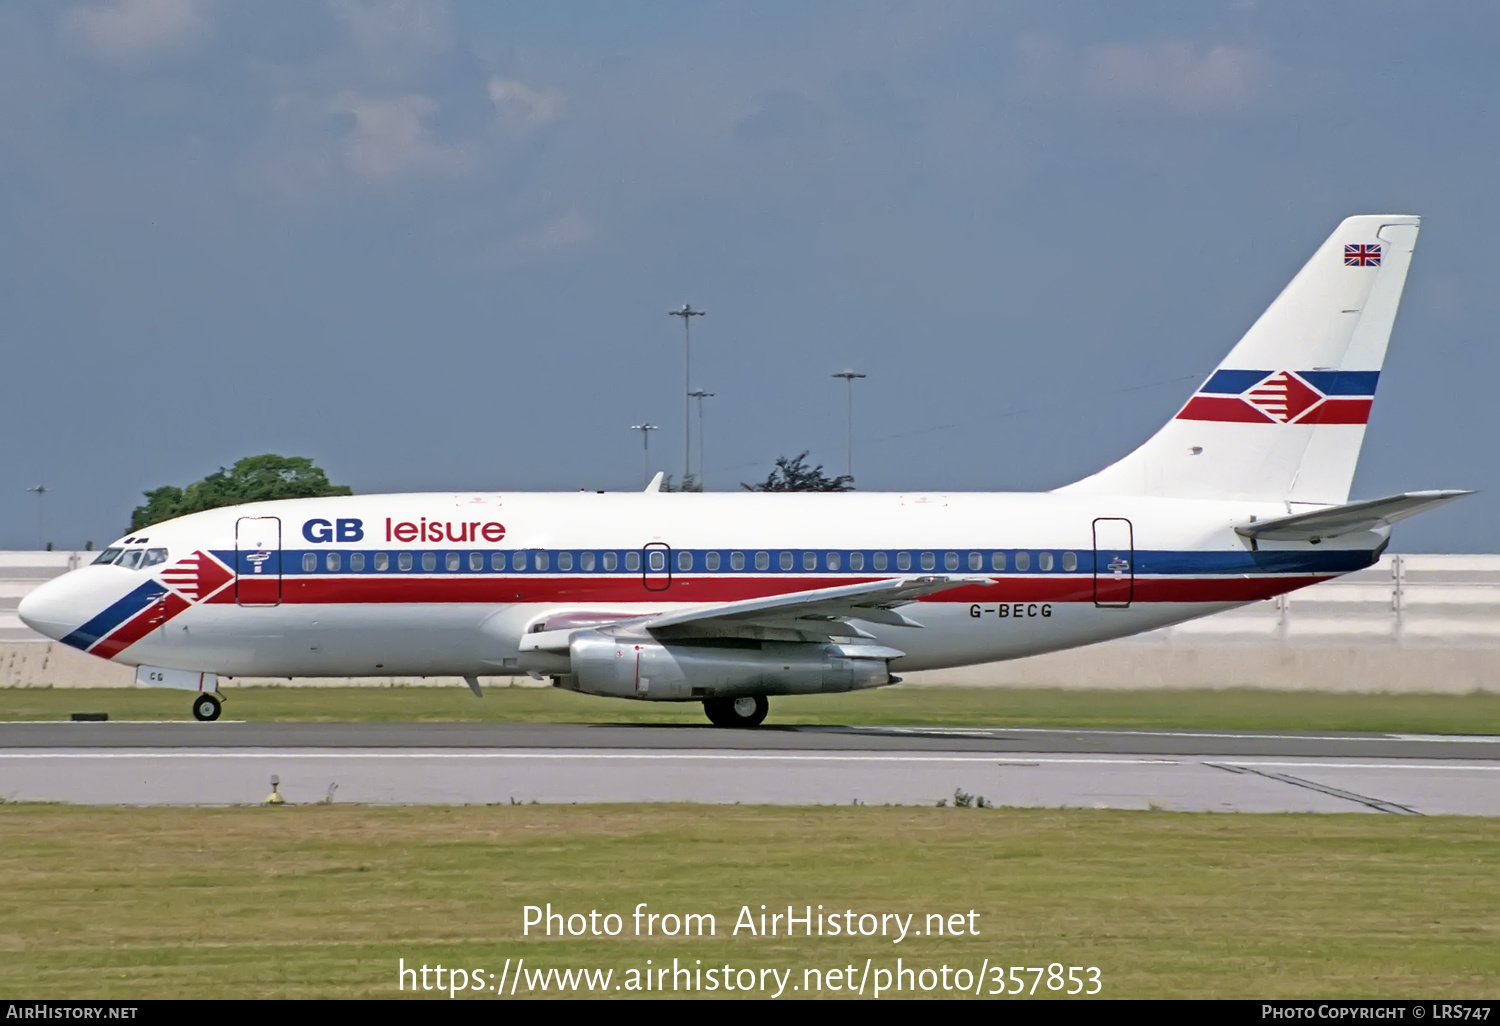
left=688, top=389, right=715, bottom=489
left=630, top=423, right=658, bottom=489
left=669, top=304, right=705, bottom=484
left=831, top=370, right=866, bottom=479
left=26, top=484, right=47, bottom=550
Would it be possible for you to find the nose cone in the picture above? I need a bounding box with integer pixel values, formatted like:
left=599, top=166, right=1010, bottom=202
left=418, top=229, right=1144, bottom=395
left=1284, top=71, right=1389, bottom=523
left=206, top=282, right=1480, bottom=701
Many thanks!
left=18, top=571, right=95, bottom=643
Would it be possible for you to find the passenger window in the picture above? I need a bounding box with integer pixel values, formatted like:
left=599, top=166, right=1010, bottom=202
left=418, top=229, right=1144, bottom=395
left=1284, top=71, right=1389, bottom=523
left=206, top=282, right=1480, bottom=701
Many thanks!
left=873, top=552, right=888, bottom=571
left=558, top=552, right=573, bottom=571
left=921, top=552, right=936, bottom=571
left=581, top=552, right=595, bottom=572
left=731, top=552, right=745, bottom=570
left=945, top=552, right=959, bottom=571
left=350, top=552, right=365, bottom=571
left=968, top=552, right=982, bottom=571
left=991, top=552, right=1005, bottom=572
left=302, top=553, right=317, bottom=572
left=849, top=552, right=864, bottom=571
left=141, top=548, right=168, bottom=569
left=678, top=551, right=693, bottom=572
left=400, top=552, right=414, bottom=571
left=421, top=552, right=437, bottom=572
left=536, top=552, right=550, bottom=572
left=1015, top=551, right=1030, bottom=572
left=446, top=553, right=460, bottom=571
left=827, top=552, right=840, bottom=571
left=117, top=549, right=144, bottom=570
left=648, top=550, right=665, bottom=572
left=470, top=552, right=483, bottom=571
left=515, top=552, right=528, bottom=571
left=374, top=553, right=389, bottom=571
left=779, top=552, right=794, bottom=571
left=705, top=552, right=721, bottom=571
left=802, top=552, right=816, bottom=571
left=92, top=548, right=123, bottom=565
left=491, top=552, right=506, bottom=572
left=327, top=552, right=342, bottom=572
left=625, top=551, right=640, bottom=572
left=1039, top=552, right=1053, bottom=571
left=1062, top=551, right=1077, bottom=572
left=755, top=552, right=770, bottom=571
left=603, top=552, right=618, bottom=572
left=897, top=552, right=911, bottom=571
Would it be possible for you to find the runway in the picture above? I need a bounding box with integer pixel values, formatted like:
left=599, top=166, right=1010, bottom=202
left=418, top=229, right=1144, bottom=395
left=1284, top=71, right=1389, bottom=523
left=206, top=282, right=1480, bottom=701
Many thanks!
left=1, top=722, right=1497, bottom=814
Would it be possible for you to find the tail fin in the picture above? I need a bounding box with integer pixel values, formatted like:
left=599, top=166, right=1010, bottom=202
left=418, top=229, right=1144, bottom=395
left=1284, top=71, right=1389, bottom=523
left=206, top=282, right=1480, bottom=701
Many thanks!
left=1061, top=215, right=1420, bottom=504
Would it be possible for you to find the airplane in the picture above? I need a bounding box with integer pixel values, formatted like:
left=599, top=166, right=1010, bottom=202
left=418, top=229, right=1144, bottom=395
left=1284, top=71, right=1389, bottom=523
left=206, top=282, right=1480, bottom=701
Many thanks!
left=19, top=214, right=1469, bottom=727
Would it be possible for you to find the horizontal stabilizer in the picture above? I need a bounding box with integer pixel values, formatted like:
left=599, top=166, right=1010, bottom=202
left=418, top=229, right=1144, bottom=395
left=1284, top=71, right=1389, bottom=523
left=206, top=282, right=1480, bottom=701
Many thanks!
left=1234, top=490, right=1473, bottom=543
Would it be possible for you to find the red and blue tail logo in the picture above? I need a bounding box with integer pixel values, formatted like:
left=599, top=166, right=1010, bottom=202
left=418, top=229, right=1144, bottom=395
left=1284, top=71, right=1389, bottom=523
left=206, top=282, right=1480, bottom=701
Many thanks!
left=1176, top=370, right=1377, bottom=425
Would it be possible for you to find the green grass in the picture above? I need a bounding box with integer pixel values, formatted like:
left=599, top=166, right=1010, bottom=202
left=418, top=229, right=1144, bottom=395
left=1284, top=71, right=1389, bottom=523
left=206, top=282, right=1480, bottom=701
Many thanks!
left=0, top=805, right=1495, bottom=999
left=3, top=684, right=1500, bottom=735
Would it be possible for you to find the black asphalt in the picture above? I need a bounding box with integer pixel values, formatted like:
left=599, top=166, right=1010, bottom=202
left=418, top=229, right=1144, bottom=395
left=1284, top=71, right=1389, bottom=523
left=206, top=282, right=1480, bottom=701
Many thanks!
left=1, top=721, right=1496, bottom=759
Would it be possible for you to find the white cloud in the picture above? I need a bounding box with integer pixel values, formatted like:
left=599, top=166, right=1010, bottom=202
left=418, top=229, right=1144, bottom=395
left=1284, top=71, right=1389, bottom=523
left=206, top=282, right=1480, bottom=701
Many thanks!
left=515, top=209, right=595, bottom=253
left=488, top=77, right=564, bottom=127
left=1086, top=41, right=1264, bottom=113
left=1014, top=33, right=1268, bottom=114
left=330, top=92, right=471, bottom=182
left=330, top=0, right=452, bottom=68
left=64, top=0, right=205, bottom=61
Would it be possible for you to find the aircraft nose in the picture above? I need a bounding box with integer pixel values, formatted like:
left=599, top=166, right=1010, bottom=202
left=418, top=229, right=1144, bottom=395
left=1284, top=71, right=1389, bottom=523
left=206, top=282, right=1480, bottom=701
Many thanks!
left=18, top=573, right=90, bottom=642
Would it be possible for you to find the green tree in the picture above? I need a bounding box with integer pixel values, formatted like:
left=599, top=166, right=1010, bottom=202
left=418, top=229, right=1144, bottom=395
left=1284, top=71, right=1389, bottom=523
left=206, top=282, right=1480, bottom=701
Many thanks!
left=130, top=455, right=353, bottom=531
left=741, top=452, right=854, bottom=492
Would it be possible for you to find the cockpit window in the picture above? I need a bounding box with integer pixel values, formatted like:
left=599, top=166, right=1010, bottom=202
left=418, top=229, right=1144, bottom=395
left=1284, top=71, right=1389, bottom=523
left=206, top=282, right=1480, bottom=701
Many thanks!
left=141, top=548, right=168, bottom=569
left=92, top=548, right=123, bottom=565
left=116, top=549, right=145, bottom=570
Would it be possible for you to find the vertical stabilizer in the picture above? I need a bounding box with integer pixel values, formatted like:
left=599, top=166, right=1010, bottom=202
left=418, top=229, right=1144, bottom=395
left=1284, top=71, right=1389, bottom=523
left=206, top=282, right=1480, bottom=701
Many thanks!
left=1061, top=215, right=1419, bottom=504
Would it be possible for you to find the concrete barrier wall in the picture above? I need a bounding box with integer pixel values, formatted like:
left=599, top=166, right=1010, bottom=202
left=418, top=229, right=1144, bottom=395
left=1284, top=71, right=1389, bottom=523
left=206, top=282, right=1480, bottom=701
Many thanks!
left=3, top=552, right=1497, bottom=693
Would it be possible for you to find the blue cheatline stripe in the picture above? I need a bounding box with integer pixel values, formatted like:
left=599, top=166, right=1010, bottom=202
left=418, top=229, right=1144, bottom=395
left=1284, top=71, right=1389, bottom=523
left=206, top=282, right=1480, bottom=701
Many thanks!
left=1298, top=370, right=1379, bottom=397
left=60, top=580, right=166, bottom=651
left=215, top=547, right=1378, bottom=580
left=1198, top=368, right=1379, bottom=398
left=1201, top=369, right=1271, bottom=394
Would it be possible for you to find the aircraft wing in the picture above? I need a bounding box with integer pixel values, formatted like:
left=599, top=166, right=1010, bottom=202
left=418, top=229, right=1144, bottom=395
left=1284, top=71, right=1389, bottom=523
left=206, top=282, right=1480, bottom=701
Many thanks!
left=1234, top=490, right=1473, bottom=543
left=639, top=574, right=992, bottom=634
left=517, top=575, right=990, bottom=653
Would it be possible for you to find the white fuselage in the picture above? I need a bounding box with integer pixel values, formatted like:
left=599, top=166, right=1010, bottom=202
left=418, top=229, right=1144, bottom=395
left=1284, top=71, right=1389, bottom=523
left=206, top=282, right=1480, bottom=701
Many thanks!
left=19, top=489, right=1380, bottom=691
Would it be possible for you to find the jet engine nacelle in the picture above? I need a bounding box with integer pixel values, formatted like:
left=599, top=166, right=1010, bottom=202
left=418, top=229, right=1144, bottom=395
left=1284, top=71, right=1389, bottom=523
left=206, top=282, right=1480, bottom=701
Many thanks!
left=561, top=630, right=898, bottom=701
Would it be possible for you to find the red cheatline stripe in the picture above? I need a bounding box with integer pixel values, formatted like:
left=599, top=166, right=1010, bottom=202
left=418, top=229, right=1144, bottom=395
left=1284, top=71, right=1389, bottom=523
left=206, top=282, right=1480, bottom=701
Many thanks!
left=1176, top=396, right=1275, bottom=423
left=198, top=574, right=1338, bottom=607
left=90, top=592, right=191, bottom=659
left=1294, top=399, right=1372, bottom=425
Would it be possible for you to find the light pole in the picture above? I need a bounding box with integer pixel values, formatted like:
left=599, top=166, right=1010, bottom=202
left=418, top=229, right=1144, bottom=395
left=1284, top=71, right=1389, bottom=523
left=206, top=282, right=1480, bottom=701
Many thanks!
left=688, top=389, right=714, bottom=489
left=630, top=423, right=658, bottom=488
left=669, top=304, right=705, bottom=484
left=831, top=370, right=866, bottom=479
left=26, top=485, right=47, bottom=550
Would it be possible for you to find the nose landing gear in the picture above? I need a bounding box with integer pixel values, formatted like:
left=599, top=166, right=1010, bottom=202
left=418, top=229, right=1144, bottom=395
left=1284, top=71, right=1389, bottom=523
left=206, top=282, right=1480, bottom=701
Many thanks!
left=191, top=693, right=223, bottom=722
left=703, top=695, right=768, bottom=728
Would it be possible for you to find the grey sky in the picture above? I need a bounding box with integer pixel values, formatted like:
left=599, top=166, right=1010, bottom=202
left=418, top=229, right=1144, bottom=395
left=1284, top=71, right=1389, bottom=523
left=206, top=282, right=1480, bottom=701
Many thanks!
left=1, top=1, right=1494, bottom=550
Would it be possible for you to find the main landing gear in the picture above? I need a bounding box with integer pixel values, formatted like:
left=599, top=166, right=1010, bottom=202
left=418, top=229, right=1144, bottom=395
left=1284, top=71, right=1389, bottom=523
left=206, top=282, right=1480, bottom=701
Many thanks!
left=191, top=693, right=223, bottom=722
left=703, top=695, right=768, bottom=729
